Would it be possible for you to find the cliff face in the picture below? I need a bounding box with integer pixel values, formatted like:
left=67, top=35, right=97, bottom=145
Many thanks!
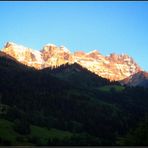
left=41, top=44, right=73, bottom=68
left=3, top=42, right=43, bottom=69
left=2, top=42, right=142, bottom=81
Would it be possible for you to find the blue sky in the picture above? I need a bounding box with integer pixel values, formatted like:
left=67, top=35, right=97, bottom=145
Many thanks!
left=0, top=2, right=148, bottom=71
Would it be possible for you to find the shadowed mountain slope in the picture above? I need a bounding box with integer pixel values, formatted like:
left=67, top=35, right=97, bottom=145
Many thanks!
left=121, top=71, right=148, bottom=88
left=41, top=63, right=118, bottom=89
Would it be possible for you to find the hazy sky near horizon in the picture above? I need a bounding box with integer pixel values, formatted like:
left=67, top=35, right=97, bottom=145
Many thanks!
left=0, top=2, right=148, bottom=70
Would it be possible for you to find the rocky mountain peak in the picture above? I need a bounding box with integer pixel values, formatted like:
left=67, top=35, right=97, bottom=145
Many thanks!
left=2, top=42, right=43, bottom=69
left=74, top=51, right=86, bottom=57
left=5, top=42, right=15, bottom=48
left=4, top=42, right=27, bottom=51
left=60, top=46, right=70, bottom=53
left=86, top=50, right=103, bottom=60
left=87, top=50, right=100, bottom=54
left=42, top=44, right=58, bottom=52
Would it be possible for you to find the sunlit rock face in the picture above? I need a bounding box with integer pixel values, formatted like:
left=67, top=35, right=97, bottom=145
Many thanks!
left=41, top=44, right=73, bottom=68
left=2, top=42, right=142, bottom=81
left=3, top=42, right=43, bottom=69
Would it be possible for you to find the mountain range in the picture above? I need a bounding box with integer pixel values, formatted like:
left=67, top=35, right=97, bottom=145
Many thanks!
left=0, top=43, right=148, bottom=145
left=2, top=42, right=143, bottom=82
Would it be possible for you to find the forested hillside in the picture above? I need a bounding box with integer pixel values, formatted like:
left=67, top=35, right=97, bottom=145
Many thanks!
left=0, top=53, right=148, bottom=146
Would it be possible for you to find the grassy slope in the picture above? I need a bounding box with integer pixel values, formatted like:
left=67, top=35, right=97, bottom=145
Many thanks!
left=98, top=85, right=125, bottom=92
left=30, top=126, right=72, bottom=145
left=0, top=119, right=16, bottom=142
left=0, top=118, right=73, bottom=145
